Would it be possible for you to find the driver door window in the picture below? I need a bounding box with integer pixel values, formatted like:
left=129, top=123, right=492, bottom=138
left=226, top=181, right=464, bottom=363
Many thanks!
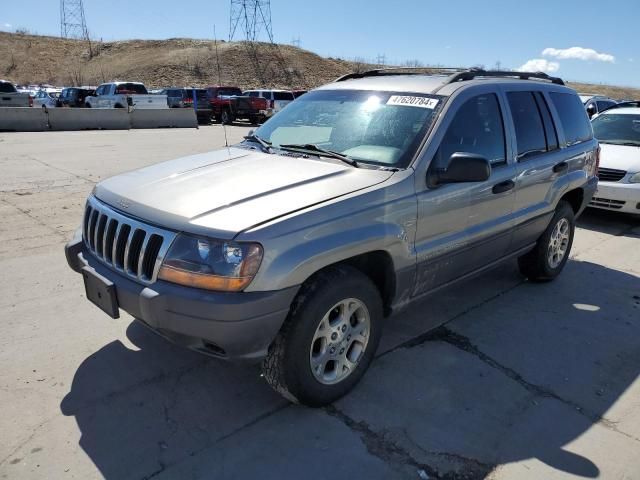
left=435, top=93, right=506, bottom=168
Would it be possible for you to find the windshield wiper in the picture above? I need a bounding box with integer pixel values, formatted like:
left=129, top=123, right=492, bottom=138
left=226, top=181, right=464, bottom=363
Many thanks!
left=279, top=143, right=359, bottom=168
left=243, top=133, right=273, bottom=153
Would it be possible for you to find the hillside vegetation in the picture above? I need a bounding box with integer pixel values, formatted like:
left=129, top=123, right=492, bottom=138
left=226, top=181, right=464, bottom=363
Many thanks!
left=1, top=31, right=638, bottom=99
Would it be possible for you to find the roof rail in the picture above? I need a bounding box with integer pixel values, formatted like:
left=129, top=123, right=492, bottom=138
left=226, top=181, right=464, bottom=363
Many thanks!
left=444, top=68, right=565, bottom=86
left=334, top=67, right=466, bottom=82
left=335, top=67, right=565, bottom=86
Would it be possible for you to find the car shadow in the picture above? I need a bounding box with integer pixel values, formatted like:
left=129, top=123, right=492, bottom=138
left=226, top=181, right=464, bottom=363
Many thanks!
left=577, top=207, right=639, bottom=236
left=60, top=259, right=640, bottom=479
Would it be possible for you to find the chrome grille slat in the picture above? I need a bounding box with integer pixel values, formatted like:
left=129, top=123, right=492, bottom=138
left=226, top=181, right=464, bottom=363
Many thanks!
left=136, top=234, right=152, bottom=280
left=81, top=197, right=177, bottom=284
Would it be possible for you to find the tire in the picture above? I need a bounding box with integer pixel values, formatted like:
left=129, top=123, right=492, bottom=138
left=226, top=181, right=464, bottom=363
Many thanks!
left=221, top=109, right=232, bottom=125
left=262, top=265, right=383, bottom=407
left=249, top=115, right=258, bottom=126
left=518, top=200, right=575, bottom=281
left=114, top=104, right=124, bottom=109
left=85, top=103, right=91, bottom=108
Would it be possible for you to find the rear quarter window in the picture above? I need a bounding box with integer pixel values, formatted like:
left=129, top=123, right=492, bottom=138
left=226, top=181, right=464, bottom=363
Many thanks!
left=274, top=91, right=294, bottom=101
left=549, top=92, right=593, bottom=146
left=0, top=82, right=17, bottom=93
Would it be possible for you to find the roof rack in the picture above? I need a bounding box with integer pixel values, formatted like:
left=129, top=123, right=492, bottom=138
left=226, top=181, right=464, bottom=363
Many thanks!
left=334, top=67, right=565, bottom=86
left=334, top=67, right=465, bottom=82
left=445, top=68, right=565, bottom=85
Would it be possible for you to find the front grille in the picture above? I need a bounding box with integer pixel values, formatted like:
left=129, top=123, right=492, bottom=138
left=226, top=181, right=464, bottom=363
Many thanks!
left=597, top=167, right=627, bottom=182
left=82, top=197, right=177, bottom=283
left=589, top=197, right=626, bottom=210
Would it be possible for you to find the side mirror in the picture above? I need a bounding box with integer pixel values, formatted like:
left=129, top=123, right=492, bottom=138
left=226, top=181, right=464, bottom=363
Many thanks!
left=429, top=152, right=491, bottom=186
left=586, top=104, right=597, bottom=118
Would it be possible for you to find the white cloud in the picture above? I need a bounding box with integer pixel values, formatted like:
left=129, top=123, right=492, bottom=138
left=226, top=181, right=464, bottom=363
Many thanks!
left=518, top=58, right=560, bottom=73
left=542, top=47, right=615, bottom=63
left=1, top=23, right=12, bottom=31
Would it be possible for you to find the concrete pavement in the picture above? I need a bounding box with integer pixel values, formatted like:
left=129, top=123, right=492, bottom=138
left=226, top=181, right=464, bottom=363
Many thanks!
left=0, top=126, right=638, bottom=479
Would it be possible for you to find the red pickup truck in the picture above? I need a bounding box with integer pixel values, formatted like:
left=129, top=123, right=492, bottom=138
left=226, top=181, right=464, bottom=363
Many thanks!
left=205, top=85, right=269, bottom=125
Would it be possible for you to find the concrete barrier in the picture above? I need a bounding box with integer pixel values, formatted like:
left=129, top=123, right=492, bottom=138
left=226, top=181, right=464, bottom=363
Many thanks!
left=0, top=107, right=48, bottom=131
left=47, top=108, right=130, bottom=131
left=129, top=108, right=198, bottom=129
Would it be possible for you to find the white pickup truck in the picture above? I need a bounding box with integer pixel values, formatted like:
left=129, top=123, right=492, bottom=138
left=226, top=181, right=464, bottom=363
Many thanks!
left=0, top=80, right=31, bottom=107
left=85, top=82, right=167, bottom=109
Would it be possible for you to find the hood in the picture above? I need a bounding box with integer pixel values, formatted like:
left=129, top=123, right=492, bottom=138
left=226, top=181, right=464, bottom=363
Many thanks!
left=599, top=143, right=640, bottom=173
left=94, top=147, right=394, bottom=239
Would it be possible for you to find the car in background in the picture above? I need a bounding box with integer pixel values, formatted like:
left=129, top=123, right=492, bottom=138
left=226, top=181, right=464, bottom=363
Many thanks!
left=205, top=85, right=243, bottom=124
left=579, top=94, right=617, bottom=118
left=597, top=100, right=640, bottom=114
left=57, top=87, right=96, bottom=108
left=158, top=87, right=212, bottom=123
left=32, top=88, right=62, bottom=109
left=590, top=107, right=640, bottom=214
left=85, top=82, right=167, bottom=109
left=243, top=89, right=295, bottom=115
left=1, top=80, right=31, bottom=107
left=292, top=90, right=307, bottom=98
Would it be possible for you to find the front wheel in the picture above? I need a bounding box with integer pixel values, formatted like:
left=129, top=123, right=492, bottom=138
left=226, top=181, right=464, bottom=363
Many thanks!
left=262, top=265, right=383, bottom=407
left=518, top=200, right=575, bottom=281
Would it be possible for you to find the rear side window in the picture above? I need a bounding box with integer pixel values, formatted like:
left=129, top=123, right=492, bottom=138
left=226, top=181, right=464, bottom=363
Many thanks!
left=0, top=82, right=17, bottom=93
left=549, top=92, right=593, bottom=146
left=437, top=93, right=506, bottom=166
left=507, top=91, right=547, bottom=160
left=274, top=91, right=294, bottom=101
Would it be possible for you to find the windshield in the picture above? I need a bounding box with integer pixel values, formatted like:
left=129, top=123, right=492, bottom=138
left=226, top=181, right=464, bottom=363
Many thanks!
left=592, top=113, right=640, bottom=146
left=254, top=89, right=443, bottom=167
left=0, top=82, right=17, bottom=93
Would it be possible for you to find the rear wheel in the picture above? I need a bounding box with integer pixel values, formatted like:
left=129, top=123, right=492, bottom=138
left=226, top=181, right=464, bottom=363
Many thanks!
left=518, top=200, right=575, bottom=281
left=262, top=265, right=383, bottom=407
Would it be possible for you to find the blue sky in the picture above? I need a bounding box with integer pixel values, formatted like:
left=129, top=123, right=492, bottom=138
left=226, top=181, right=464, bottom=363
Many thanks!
left=1, top=0, right=639, bottom=87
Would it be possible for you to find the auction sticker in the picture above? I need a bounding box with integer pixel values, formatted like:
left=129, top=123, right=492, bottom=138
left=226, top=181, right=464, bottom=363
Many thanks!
left=387, top=96, right=439, bottom=109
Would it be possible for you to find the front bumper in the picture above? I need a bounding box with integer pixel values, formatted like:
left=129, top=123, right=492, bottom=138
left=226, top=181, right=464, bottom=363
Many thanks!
left=589, top=181, right=640, bottom=214
left=65, top=234, right=299, bottom=362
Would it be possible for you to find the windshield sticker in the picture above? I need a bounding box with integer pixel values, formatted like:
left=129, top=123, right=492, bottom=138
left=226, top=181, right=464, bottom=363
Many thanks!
left=386, top=96, right=439, bottom=109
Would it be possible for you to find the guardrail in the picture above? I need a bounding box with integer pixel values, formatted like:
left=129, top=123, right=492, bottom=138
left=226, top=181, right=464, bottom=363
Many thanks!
left=0, top=107, right=198, bottom=132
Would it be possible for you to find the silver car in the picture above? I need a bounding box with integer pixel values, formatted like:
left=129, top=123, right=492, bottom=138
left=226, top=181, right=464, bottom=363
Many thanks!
left=66, top=68, right=598, bottom=406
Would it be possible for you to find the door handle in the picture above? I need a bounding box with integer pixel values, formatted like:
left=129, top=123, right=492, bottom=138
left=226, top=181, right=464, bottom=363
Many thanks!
left=553, top=161, right=568, bottom=173
left=492, top=180, right=515, bottom=194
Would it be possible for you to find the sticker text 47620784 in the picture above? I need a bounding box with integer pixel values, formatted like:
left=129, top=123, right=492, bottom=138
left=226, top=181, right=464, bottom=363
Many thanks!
left=386, top=96, right=439, bottom=109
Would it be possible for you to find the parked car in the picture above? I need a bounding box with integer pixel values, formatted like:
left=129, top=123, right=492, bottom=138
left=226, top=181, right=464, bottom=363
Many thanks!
left=589, top=107, right=640, bottom=214
left=227, top=94, right=270, bottom=125
left=243, top=89, right=295, bottom=115
left=597, top=100, right=640, bottom=114
left=32, top=88, right=62, bottom=109
left=158, top=87, right=211, bottom=122
left=205, top=85, right=243, bottom=124
left=57, top=87, right=96, bottom=108
left=65, top=68, right=597, bottom=406
left=0, top=80, right=31, bottom=107
left=292, top=90, right=307, bottom=98
left=85, top=82, right=167, bottom=109
left=579, top=94, right=617, bottom=118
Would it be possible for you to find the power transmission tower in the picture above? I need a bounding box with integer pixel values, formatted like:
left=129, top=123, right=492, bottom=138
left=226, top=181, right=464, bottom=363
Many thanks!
left=60, top=0, right=89, bottom=40
left=291, top=36, right=301, bottom=48
left=376, top=53, right=386, bottom=66
left=229, top=0, right=274, bottom=42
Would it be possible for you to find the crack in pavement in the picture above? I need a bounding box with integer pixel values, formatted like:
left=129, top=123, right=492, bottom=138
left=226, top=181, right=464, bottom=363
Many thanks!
left=0, top=198, right=68, bottom=241
left=325, top=405, right=495, bottom=480
left=395, top=325, right=640, bottom=444
left=139, top=403, right=290, bottom=480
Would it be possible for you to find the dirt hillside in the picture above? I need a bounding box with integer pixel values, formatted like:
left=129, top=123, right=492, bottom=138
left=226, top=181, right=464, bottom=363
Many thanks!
left=1, top=31, right=638, bottom=99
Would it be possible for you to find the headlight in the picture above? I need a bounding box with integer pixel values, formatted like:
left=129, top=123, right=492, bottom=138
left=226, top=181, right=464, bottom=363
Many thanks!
left=629, top=172, right=640, bottom=183
left=158, top=234, right=263, bottom=292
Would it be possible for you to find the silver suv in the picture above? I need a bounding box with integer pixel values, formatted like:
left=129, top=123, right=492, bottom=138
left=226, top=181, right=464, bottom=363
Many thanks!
left=66, top=68, right=598, bottom=406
